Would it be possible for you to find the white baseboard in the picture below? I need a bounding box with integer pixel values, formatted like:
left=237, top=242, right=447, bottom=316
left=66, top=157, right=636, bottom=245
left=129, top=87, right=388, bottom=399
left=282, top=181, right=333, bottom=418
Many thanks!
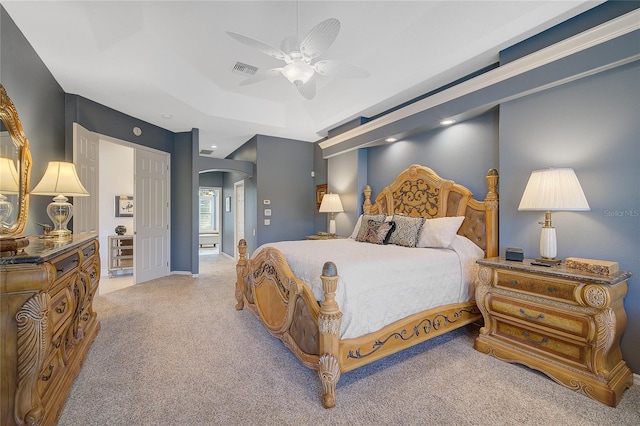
left=220, top=251, right=234, bottom=260
left=171, top=271, right=193, bottom=276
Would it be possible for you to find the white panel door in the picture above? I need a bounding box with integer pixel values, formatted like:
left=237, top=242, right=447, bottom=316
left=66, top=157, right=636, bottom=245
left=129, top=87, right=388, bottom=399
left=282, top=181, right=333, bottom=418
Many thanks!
left=73, top=123, right=99, bottom=234
left=135, top=148, right=170, bottom=284
left=234, top=180, right=245, bottom=260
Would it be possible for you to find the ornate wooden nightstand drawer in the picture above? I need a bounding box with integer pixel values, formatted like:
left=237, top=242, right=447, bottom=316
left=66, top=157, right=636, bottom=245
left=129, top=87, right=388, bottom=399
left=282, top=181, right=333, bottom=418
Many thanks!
left=487, top=294, right=590, bottom=339
left=496, top=271, right=579, bottom=304
left=494, top=320, right=587, bottom=366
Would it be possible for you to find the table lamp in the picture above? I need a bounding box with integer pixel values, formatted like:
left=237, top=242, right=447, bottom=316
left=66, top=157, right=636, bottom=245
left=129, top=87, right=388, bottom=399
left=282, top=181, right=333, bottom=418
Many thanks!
left=518, top=167, right=589, bottom=265
left=31, top=161, right=89, bottom=239
left=0, top=157, right=20, bottom=225
left=319, top=193, right=343, bottom=236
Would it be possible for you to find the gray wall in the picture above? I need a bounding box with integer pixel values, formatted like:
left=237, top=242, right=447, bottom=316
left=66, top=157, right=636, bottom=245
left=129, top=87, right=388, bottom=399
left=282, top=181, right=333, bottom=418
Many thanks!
left=366, top=111, right=499, bottom=198
left=1, top=7, right=65, bottom=235
left=256, top=135, right=315, bottom=245
left=199, top=172, right=223, bottom=187
left=223, top=135, right=315, bottom=256
left=500, top=61, right=640, bottom=372
left=326, top=149, right=367, bottom=237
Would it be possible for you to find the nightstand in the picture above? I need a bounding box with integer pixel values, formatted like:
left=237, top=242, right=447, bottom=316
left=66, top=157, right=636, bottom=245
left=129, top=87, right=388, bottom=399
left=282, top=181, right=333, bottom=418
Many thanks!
left=305, top=234, right=344, bottom=240
left=474, top=257, right=633, bottom=407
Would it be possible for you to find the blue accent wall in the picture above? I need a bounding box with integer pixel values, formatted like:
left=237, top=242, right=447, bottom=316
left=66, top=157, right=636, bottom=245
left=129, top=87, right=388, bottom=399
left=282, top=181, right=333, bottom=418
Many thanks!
left=499, top=61, right=640, bottom=371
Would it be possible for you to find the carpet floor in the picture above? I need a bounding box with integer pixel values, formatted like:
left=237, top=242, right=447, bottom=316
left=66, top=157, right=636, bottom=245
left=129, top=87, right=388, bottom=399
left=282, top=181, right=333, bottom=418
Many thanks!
left=59, top=254, right=640, bottom=425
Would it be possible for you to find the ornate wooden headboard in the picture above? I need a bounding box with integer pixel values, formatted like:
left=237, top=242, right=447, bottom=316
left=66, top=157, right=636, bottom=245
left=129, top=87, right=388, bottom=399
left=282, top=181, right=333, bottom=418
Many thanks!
left=362, top=165, right=499, bottom=257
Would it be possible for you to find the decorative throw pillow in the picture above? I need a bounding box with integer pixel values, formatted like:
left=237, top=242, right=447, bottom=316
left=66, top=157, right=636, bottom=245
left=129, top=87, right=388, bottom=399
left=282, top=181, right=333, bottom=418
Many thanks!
left=387, top=214, right=425, bottom=247
left=361, top=220, right=396, bottom=245
left=417, top=216, right=465, bottom=248
left=353, top=214, right=386, bottom=240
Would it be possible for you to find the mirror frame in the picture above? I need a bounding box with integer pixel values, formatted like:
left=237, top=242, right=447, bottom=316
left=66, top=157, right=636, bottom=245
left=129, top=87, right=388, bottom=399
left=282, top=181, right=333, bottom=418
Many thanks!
left=0, top=84, right=32, bottom=236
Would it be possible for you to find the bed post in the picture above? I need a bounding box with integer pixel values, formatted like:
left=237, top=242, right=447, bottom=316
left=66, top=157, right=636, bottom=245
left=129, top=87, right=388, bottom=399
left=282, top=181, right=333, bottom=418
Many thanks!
left=235, top=239, right=247, bottom=310
left=318, top=261, right=342, bottom=408
left=363, top=185, right=372, bottom=214
left=484, top=169, right=499, bottom=258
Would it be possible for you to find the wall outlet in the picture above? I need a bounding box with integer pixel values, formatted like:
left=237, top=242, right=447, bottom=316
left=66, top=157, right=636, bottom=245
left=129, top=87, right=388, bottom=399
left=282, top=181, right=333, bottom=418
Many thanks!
left=263, top=199, right=270, bottom=205
left=264, top=219, right=270, bottom=226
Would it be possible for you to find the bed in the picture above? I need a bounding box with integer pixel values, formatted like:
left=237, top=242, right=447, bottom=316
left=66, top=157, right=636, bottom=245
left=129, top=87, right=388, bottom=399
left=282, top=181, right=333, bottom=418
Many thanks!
left=235, top=164, right=499, bottom=408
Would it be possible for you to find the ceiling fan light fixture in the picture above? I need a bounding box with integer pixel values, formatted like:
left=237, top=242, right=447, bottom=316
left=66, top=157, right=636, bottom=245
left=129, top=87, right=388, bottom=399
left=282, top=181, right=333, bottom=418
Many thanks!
left=281, top=61, right=314, bottom=86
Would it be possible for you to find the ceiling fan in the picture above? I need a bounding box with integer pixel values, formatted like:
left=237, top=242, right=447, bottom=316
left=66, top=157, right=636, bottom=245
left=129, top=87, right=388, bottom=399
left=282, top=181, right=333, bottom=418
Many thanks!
left=227, top=18, right=370, bottom=100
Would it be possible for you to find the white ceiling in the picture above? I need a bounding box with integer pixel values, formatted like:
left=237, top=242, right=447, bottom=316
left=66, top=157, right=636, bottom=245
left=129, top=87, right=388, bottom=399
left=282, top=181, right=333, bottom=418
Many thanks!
left=2, top=1, right=601, bottom=158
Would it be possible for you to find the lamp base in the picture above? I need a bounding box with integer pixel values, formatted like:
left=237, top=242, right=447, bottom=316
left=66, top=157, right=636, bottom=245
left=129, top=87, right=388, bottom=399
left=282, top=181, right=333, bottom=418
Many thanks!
left=47, top=195, right=74, bottom=239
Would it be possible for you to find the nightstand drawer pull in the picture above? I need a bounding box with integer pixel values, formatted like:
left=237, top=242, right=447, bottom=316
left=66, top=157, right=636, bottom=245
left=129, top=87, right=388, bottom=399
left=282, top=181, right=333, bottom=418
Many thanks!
left=547, top=287, right=555, bottom=293
left=519, top=308, right=544, bottom=320
left=523, top=331, right=548, bottom=345
left=510, top=279, right=517, bottom=286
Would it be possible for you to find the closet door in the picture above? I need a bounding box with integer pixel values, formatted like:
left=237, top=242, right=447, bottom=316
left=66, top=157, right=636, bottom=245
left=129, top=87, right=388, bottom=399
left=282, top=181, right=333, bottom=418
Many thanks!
left=135, top=147, right=170, bottom=284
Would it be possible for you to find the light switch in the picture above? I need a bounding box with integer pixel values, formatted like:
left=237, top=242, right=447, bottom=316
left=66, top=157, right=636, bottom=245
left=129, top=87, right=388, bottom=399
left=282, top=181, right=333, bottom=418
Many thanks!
left=264, top=208, right=272, bottom=217
left=264, top=219, right=270, bottom=226
left=263, top=200, right=271, bottom=205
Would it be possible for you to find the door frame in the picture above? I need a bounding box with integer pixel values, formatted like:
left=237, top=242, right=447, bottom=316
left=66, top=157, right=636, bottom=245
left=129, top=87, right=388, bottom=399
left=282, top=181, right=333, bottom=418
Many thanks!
left=234, top=180, right=245, bottom=260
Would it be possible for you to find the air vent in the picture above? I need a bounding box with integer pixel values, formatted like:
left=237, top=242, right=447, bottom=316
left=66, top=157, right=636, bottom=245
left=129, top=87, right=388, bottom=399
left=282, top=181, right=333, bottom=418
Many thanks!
left=232, top=61, right=258, bottom=76
left=199, top=149, right=214, bottom=155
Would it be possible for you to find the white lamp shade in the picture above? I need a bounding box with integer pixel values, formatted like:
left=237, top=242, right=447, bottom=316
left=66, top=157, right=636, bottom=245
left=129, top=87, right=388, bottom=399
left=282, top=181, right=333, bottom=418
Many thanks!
left=31, top=161, right=89, bottom=197
left=0, top=157, right=20, bottom=194
left=319, top=193, right=343, bottom=213
left=518, top=168, right=589, bottom=211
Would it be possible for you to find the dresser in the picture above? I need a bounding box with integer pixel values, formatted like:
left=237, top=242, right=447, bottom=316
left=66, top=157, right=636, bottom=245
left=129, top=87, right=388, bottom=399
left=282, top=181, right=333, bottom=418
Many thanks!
left=474, top=257, right=632, bottom=407
left=108, top=235, right=134, bottom=277
left=1, top=234, right=100, bottom=425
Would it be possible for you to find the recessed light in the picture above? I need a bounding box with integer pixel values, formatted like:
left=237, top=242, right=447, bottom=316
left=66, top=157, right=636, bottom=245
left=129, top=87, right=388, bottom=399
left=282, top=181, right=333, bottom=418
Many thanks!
left=385, top=137, right=397, bottom=143
left=161, top=113, right=172, bottom=119
left=440, top=119, right=456, bottom=126
left=211, top=145, right=217, bottom=149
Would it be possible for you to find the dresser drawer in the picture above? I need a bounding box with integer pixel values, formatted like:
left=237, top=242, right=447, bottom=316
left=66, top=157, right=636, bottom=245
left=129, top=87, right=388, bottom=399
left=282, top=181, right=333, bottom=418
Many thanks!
left=488, top=294, right=590, bottom=339
left=494, top=320, right=587, bottom=366
left=49, top=286, right=74, bottom=334
left=496, top=271, right=579, bottom=304
left=37, top=347, right=66, bottom=400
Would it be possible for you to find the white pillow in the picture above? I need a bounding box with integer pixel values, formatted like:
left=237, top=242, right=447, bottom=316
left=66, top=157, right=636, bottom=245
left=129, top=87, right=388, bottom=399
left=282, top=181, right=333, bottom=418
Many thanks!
left=349, top=215, right=363, bottom=239
left=416, top=216, right=465, bottom=248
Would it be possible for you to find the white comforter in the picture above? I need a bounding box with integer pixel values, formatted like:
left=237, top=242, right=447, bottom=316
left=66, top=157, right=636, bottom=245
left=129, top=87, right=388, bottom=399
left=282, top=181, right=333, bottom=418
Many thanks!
left=252, top=236, right=483, bottom=339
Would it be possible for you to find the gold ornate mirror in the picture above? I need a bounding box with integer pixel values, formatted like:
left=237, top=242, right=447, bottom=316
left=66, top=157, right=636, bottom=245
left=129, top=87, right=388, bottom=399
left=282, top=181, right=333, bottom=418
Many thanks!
left=0, top=84, right=32, bottom=236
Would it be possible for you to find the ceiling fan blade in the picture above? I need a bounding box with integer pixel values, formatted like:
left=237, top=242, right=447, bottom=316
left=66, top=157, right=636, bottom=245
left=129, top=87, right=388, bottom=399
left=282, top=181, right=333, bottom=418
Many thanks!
left=226, top=31, right=290, bottom=62
left=239, top=68, right=283, bottom=86
left=300, top=18, right=340, bottom=60
left=296, top=76, right=316, bottom=100
left=314, top=60, right=370, bottom=79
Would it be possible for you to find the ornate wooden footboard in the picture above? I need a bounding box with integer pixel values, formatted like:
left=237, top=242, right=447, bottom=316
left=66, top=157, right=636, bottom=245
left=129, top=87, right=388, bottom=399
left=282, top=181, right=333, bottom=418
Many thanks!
left=235, top=165, right=499, bottom=408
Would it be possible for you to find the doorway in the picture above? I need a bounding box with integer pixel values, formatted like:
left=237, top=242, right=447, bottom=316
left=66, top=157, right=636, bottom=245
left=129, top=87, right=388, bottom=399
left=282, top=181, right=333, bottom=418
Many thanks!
left=73, top=124, right=170, bottom=294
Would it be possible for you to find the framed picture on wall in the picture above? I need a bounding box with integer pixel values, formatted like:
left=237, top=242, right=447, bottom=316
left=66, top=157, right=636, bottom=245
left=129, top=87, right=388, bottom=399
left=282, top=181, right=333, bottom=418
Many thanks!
left=316, top=184, right=327, bottom=210
left=115, top=195, right=134, bottom=217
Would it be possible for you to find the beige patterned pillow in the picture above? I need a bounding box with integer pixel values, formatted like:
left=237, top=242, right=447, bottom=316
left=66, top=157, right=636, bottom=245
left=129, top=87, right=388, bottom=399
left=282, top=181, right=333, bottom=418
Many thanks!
left=388, top=214, right=425, bottom=247
left=360, top=220, right=396, bottom=245
left=354, top=214, right=386, bottom=241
